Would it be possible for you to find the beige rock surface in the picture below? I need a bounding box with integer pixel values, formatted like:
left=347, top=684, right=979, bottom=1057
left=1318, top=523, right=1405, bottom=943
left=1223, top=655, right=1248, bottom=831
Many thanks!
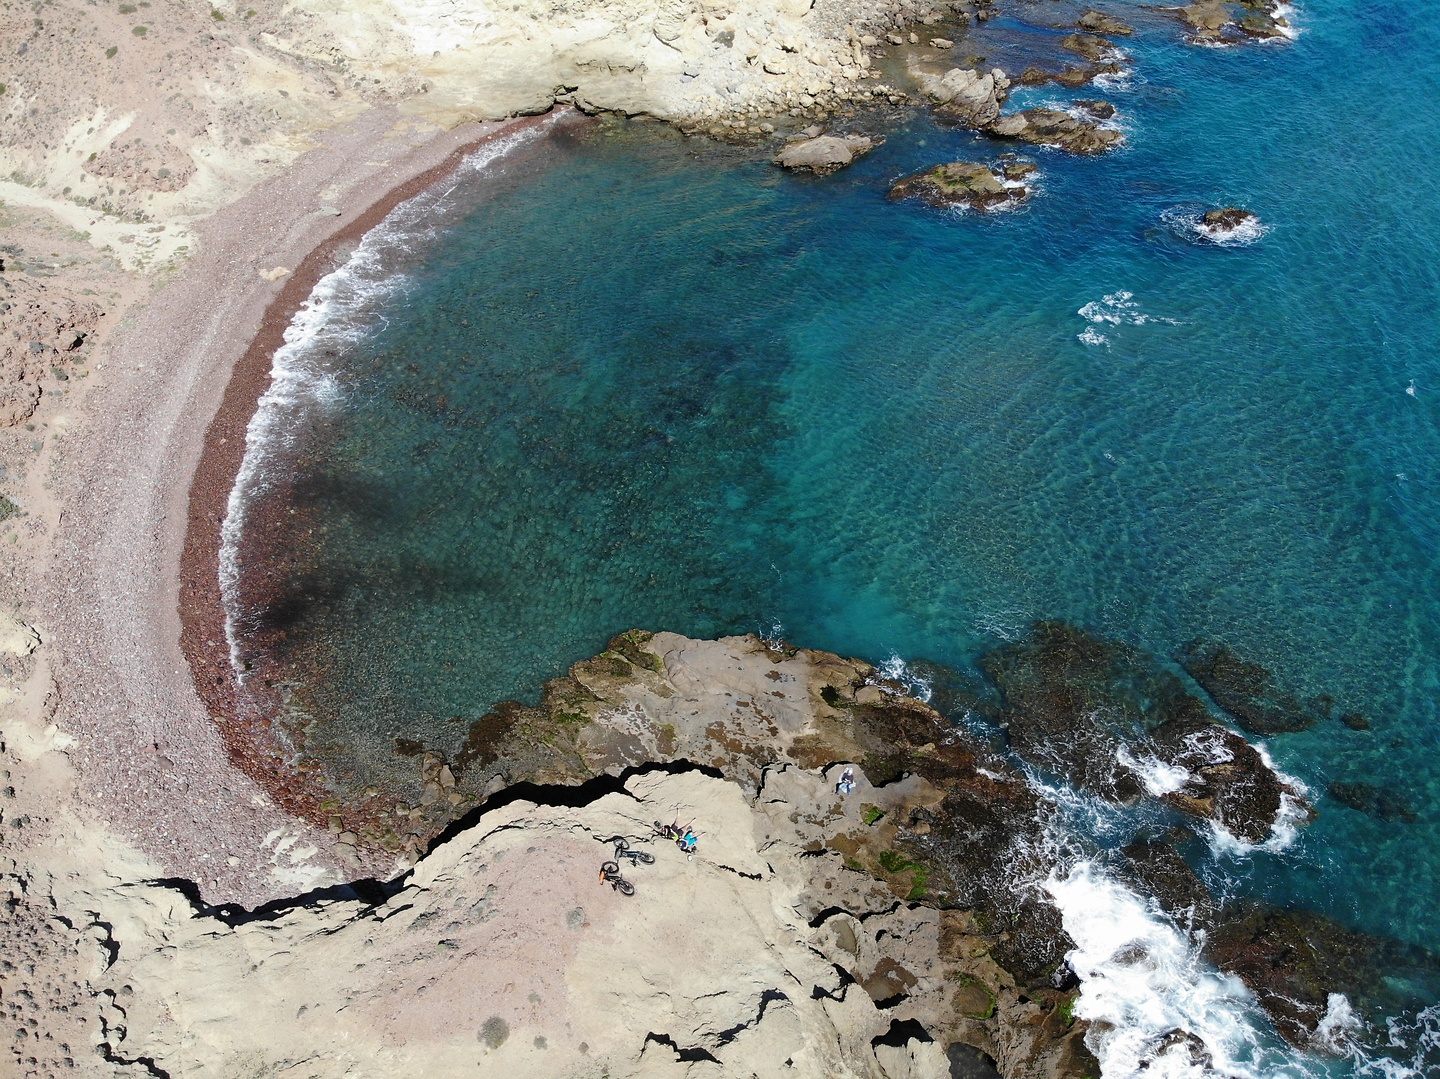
left=62, top=769, right=922, bottom=1077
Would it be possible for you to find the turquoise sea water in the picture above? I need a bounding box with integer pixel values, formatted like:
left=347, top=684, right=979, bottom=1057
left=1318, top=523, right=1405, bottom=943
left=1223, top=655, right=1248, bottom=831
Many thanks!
left=228, top=1, right=1440, bottom=1071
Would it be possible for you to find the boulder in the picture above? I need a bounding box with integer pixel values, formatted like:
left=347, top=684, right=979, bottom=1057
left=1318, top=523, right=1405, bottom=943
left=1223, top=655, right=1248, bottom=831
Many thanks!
left=772, top=134, right=881, bottom=175
left=887, top=161, right=1027, bottom=211
left=1060, top=32, right=1115, bottom=62
left=985, top=107, right=1123, bottom=155
left=1175, top=0, right=1231, bottom=31
left=1200, top=206, right=1259, bottom=233
left=919, top=67, right=1007, bottom=127
left=1073, top=99, right=1116, bottom=119
left=1078, top=9, right=1134, bottom=35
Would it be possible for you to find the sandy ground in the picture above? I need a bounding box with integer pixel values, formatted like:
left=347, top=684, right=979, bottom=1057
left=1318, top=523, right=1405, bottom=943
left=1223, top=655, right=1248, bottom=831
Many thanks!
left=31, top=107, right=563, bottom=906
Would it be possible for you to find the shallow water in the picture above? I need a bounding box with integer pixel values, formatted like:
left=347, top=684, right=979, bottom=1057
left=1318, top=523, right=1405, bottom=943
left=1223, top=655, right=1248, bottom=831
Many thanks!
left=227, top=1, right=1440, bottom=1071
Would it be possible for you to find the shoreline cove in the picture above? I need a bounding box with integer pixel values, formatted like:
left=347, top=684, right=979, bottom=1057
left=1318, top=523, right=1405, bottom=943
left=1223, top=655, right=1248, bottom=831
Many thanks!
left=4, top=0, right=1439, bottom=1071
left=179, top=109, right=576, bottom=835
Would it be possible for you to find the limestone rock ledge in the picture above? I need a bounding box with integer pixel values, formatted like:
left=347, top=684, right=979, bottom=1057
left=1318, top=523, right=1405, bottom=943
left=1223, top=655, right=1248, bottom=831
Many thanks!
left=83, top=766, right=1084, bottom=1078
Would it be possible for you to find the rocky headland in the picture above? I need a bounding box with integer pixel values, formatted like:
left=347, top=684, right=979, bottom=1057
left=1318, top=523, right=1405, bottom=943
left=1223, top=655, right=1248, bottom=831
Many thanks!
left=7, top=624, right=1432, bottom=1077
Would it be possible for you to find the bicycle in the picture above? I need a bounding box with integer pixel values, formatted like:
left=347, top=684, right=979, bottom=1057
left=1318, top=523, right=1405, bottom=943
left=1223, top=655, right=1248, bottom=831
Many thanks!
left=598, top=860, right=636, bottom=896
left=611, top=836, right=656, bottom=866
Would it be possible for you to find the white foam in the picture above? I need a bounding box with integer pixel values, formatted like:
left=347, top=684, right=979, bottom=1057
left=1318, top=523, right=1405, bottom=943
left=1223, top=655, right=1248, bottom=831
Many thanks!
left=218, top=123, right=554, bottom=675
left=872, top=654, right=934, bottom=703
left=1078, top=290, right=1183, bottom=327
left=972, top=607, right=1030, bottom=642
left=1092, top=68, right=1135, bottom=91
left=1079, top=326, right=1109, bottom=347
left=1116, top=745, right=1193, bottom=796
left=1406, top=379, right=1417, bottom=397
left=1046, top=860, right=1320, bottom=1078
left=1313, top=993, right=1363, bottom=1055
left=1271, top=3, right=1302, bottom=41
left=1365, top=1004, right=1440, bottom=1078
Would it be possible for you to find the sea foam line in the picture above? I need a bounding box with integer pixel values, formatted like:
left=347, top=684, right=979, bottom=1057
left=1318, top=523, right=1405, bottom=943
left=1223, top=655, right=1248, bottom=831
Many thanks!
left=218, top=123, right=553, bottom=676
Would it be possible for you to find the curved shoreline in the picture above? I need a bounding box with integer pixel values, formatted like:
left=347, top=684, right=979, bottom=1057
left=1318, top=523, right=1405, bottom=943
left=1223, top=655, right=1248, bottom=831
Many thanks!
left=179, top=108, right=574, bottom=831
left=44, top=107, right=569, bottom=904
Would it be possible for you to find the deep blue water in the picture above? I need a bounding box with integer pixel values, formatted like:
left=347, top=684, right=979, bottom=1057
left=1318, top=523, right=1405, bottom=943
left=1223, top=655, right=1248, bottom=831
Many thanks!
left=230, top=1, right=1440, bottom=1071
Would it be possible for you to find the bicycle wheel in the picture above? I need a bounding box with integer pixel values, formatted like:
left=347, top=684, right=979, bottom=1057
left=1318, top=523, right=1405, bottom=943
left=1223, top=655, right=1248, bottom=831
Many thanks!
left=617, top=878, right=636, bottom=896
left=635, top=851, right=656, bottom=864
left=601, top=860, right=620, bottom=874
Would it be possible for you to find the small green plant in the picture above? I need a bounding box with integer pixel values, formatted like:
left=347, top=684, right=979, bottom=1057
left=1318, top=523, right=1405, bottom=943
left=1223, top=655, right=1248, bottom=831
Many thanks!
left=0, top=496, right=20, bottom=522
left=131, top=25, right=147, bottom=36
left=104, top=46, right=117, bottom=58
left=118, top=2, right=136, bottom=11
left=1057, top=992, right=1079, bottom=1026
left=905, top=863, right=930, bottom=900
left=0, top=85, right=7, bottom=96
left=877, top=849, right=911, bottom=874
left=210, top=7, right=224, bottom=18
left=861, top=805, right=884, bottom=826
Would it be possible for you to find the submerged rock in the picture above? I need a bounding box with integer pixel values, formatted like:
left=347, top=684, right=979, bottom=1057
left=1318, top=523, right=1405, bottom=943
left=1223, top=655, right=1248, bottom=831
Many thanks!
left=979, top=621, right=1305, bottom=844
left=771, top=133, right=880, bottom=175
left=1340, top=711, right=1371, bottom=731
left=987, top=108, right=1123, bottom=155
left=1176, top=636, right=1319, bottom=735
left=1327, top=780, right=1416, bottom=823
left=887, top=161, right=1030, bottom=211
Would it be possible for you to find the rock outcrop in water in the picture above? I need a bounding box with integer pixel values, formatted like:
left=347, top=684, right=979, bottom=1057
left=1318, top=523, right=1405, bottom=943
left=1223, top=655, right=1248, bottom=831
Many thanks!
left=978, top=621, right=1306, bottom=845
left=918, top=67, right=1010, bottom=127
left=987, top=109, right=1123, bottom=155
left=1162, top=0, right=1292, bottom=45
left=772, top=133, right=882, bottom=174
left=911, top=64, right=1123, bottom=155
left=1122, top=837, right=1440, bottom=1047
left=1078, top=9, right=1134, bottom=35
left=887, top=161, right=1031, bottom=211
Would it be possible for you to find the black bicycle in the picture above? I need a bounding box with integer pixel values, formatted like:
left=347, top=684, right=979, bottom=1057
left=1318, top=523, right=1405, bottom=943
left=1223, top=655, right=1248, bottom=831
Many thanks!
left=598, top=860, right=636, bottom=896
left=598, top=835, right=656, bottom=866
